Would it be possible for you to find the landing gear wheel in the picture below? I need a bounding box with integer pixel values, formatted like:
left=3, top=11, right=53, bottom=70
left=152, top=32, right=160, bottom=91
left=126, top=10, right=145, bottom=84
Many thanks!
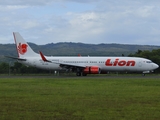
left=76, top=72, right=81, bottom=76
left=82, top=73, right=87, bottom=76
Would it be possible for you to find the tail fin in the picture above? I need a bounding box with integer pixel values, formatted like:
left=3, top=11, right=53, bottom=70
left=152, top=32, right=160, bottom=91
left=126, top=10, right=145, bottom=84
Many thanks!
left=13, top=32, right=39, bottom=58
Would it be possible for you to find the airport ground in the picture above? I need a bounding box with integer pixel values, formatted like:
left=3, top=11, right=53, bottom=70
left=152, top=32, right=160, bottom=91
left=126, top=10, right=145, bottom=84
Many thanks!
left=0, top=72, right=160, bottom=79
left=0, top=74, right=160, bottom=120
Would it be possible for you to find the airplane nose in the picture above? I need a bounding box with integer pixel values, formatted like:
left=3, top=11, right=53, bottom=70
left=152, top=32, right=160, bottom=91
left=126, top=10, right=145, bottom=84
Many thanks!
left=153, top=63, right=159, bottom=69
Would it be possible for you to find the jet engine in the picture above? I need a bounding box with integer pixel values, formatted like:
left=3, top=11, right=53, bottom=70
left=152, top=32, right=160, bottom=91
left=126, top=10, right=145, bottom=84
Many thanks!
left=83, top=66, right=101, bottom=74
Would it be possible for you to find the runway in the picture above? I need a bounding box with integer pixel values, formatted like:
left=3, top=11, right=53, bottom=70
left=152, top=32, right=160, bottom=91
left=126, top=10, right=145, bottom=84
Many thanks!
left=0, top=74, right=160, bottom=79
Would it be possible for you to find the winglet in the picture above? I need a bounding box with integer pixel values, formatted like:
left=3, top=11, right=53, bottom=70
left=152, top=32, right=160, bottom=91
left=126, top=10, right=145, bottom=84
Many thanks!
left=39, top=51, right=51, bottom=62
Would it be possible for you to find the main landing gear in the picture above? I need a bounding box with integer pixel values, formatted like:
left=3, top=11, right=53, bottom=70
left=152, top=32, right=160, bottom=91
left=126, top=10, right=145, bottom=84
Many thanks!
left=76, top=72, right=81, bottom=76
left=142, top=73, right=145, bottom=76
left=76, top=72, right=87, bottom=76
left=76, top=68, right=87, bottom=76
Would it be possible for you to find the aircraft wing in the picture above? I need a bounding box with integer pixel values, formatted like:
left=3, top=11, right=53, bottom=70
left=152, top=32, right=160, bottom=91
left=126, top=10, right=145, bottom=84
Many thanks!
left=39, top=51, right=86, bottom=68
left=59, top=62, right=86, bottom=68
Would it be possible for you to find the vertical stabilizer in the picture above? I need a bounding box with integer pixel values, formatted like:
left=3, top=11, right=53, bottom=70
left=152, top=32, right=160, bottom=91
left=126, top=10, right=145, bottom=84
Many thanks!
left=13, top=32, right=39, bottom=58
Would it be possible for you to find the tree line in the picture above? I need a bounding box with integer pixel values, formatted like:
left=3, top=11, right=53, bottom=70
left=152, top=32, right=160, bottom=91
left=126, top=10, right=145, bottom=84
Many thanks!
left=0, top=49, right=160, bottom=74
left=0, top=62, right=51, bottom=75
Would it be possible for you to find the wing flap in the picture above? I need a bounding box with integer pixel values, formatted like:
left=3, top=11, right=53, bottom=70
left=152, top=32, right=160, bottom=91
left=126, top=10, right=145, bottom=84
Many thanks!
left=59, top=63, right=86, bottom=68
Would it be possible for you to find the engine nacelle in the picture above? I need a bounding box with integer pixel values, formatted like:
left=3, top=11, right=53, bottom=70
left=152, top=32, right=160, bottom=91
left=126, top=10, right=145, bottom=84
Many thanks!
left=83, top=66, right=100, bottom=74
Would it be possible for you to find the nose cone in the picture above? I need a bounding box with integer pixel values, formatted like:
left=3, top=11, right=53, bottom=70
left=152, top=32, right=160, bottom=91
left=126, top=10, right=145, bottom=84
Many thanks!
left=153, top=63, right=159, bottom=70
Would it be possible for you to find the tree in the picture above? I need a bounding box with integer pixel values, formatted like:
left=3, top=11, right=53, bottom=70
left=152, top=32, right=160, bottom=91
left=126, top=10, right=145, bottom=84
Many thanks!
left=0, top=62, right=9, bottom=73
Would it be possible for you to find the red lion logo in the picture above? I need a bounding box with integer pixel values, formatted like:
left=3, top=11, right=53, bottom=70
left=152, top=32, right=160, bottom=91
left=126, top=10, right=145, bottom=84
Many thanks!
left=18, top=43, right=28, bottom=55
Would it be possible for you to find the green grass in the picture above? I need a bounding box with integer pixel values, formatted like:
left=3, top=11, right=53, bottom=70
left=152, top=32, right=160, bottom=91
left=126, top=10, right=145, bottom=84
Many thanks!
left=0, top=77, right=160, bottom=120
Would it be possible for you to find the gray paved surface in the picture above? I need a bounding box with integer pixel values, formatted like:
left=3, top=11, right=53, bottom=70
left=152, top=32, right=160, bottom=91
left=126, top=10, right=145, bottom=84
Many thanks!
left=0, top=74, right=160, bottom=79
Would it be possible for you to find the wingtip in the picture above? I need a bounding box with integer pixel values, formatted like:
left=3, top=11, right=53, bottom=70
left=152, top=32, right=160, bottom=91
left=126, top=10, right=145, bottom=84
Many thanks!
left=39, top=51, right=51, bottom=62
left=39, top=51, right=46, bottom=61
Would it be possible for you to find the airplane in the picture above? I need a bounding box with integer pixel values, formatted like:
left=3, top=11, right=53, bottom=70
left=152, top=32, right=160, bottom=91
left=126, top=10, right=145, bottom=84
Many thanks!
left=6, top=32, right=159, bottom=76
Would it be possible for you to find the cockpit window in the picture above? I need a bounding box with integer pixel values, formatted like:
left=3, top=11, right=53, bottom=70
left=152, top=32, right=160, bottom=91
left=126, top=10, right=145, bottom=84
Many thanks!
left=146, top=61, right=152, bottom=63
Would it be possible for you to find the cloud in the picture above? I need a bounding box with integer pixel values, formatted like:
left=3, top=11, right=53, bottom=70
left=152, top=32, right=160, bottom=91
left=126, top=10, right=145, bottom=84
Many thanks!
left=0, top=0, right=160, bottom=45
left=0, top=0, right=53, bottom=6
left=0, top=5, right=28, bottom=12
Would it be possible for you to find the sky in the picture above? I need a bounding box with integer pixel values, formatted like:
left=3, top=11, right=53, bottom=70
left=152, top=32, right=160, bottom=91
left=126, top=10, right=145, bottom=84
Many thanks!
left=0, top=0, right=160, bottom=45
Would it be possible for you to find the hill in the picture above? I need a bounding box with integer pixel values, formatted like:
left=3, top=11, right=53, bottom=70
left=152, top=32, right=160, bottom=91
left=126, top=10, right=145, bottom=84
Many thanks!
left=1, top=42, right=160, bottom=62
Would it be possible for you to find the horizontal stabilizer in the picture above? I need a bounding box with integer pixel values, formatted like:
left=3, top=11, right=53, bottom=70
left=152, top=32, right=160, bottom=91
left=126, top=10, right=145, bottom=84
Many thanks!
left=5, top=56, right=26, bottom=61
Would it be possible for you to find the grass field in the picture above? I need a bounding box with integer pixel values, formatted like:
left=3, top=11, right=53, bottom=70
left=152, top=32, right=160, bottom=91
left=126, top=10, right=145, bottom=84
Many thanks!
left=0, top=77, right=160, bottom=120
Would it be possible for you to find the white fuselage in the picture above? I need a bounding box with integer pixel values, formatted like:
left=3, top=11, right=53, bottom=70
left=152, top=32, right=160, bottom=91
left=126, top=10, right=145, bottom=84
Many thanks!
left=11, top=32, right=159, bottom=76
left=19, top=56, right=159, bottom=73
